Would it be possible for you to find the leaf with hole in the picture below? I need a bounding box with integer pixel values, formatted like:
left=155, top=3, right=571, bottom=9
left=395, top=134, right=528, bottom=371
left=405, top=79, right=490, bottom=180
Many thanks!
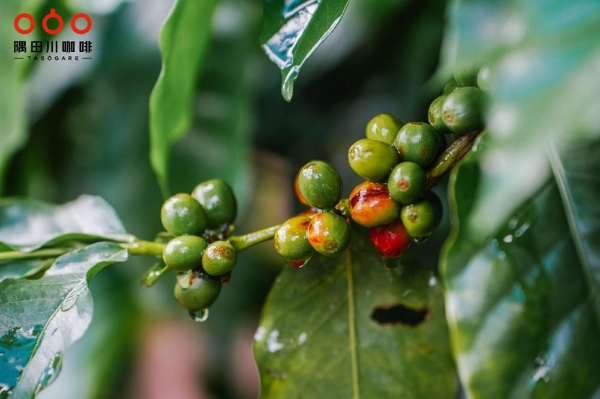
left=0, top=242, right=129, bottom=398
left=441, top=136, right=600, bottom=398
left=260, top=0, right=350, bottom=101
left=254, top=231, right=456, bottom=398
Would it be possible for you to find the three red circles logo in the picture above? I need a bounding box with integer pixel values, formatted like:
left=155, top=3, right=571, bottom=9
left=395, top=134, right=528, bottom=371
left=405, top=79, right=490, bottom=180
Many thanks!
left=14, top=9, right=92, bottom=35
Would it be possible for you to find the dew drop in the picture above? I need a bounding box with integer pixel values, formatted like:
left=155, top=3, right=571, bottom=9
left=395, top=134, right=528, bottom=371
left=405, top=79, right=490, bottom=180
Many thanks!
left=61, top=282, right=87, bottom=311
left=411, top=236, right=429, bottom=244
left=188, top=309, right=209, bottom=323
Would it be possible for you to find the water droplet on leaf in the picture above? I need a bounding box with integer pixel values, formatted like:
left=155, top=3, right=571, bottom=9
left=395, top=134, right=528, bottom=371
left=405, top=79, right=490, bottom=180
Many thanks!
left=35, top=353, right=63, bottom=394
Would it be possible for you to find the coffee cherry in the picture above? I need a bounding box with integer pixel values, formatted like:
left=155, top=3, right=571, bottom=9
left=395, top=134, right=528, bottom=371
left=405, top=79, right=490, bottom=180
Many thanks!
left=163, top=235, right=208, bottom=272
left=274, top=216, right=315, bottom=267
left=297, top=161, right=342, bottom=210
left=349, top=181, right=399, bottom=228
left=192, top=179, right=237, bottom=228
left=400, top=199, right=440, bottom=239
left=366, top=114, right=402, bottom=145
left=202, top=241, right=237, bottom=276
left=442, top=87, right=486, bottom=135
left=174, top=271, right=222, bottom=311
left=394, top=122, right=439, bottom=167
left=454, top=65, right=479, bottom=87
left=443, top=79, right=458, bottom=94
left=307, top=212, right=350, bottom=256
left=294, top=171, right=310, bottom=206
left=161, top=193, right=207, bottom=236
left=369, top=218, right=412, bottom=258
left=348, top=139, right=399, bottom=182
left=387, top=162, right=426, bottom=205
left=428, top=95, right=450, bottom=134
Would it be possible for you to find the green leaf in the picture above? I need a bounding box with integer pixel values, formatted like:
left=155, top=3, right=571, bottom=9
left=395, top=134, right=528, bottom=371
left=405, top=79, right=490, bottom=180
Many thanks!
left=260, top=0, right=350, bottom=101
left=149, top=0, right=219, bottom=196
left=0, top=195, right=132, bottom=252
left=441, top=0, right=600, bottom=236
left=254, top=233, right=456, bottom=398
left=0, top=1, right=28, bottom=192
left=0, top=242, right=128, bottom=398
left=441, top=137, right=600, bottom=398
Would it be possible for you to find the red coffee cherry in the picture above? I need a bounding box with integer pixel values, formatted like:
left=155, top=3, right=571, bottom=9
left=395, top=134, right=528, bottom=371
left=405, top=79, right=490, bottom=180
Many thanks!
left=349, top=181, right=400, bottom=228
left=369, top=218, right=412, bottom=258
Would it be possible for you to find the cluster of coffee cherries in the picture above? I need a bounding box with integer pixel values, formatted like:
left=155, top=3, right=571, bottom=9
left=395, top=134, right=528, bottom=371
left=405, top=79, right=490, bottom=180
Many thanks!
left=159, top=179, right=238, bottom=319
left=272, top=67, right=487, bottom=266
left=348, top=67, right=487, bottom=259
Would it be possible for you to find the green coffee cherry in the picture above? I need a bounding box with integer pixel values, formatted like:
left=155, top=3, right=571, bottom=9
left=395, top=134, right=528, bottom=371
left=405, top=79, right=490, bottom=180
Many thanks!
left=366, top=114, right=402, bottom=145
left=428, top=95, right=450, bottom=134
left=202, top=241, right=237, bottom=276
left=161, top=193, right=207, bottom=236
left=174, top=271, right=222, bottom=311
left=400, top=199, right=439, bottom=239
left=477, top=66, right=492, bottom=92
left=349, top=181, right=399, bottom=228
left=307, top=212, right=350, bottom=256
left=192, top=179, right=237, bottom=228
left=274, top=216, right=315, bottom=267
left=297, top=161, right=342, bottom=210
left=443, top=79, right=458, bottom=94
left=387, top=162, right=426, bottom=205
left=394, top=122, right=439, bottom=167
left=163, top=235, right=208, bottom=272
left=442, top=87, right=486, bottom=135
left=348, top=138, right=399, bottom=182
left=454, top=65, right=479, bottom=87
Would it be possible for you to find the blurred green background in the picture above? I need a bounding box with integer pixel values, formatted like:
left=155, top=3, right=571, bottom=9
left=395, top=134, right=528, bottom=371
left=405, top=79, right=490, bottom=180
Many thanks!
left=3, top=0, right=450, bottom=397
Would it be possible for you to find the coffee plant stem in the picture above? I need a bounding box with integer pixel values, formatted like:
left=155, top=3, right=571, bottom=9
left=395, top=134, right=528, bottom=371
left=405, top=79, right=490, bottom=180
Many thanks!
left=124, top=240, right=166, bottom=256
left=229, top=224, right=281, bottom=252
left=426, top=129, right=483, bottom=188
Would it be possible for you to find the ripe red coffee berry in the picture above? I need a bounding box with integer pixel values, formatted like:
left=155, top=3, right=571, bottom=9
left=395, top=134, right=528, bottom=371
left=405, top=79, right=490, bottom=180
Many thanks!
left=349, top=181, right=400, bottom=228
left=369, top=218, right=412, bottom=258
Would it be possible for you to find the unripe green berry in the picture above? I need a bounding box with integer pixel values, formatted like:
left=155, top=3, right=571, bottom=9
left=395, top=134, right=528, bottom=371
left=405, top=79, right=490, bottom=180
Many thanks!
left=294, top=171, right=310, bottom=206
left=387, top=162, right=427, bottom=205
left=348, top=139, right=399, bottom=182
left=428, top=95, right=450, bottom=134
left=192, top=179, right=237, bottom=228
left=442, top=87, right=486, bottom=135
left=394, top=122, right=439, bottom=167
left=366, top=113, right=402, bottom=145
left=174, top=271, right=222, bottom=311
left=400, top=199, right=439, bottom=239
left=163, top=235, right=208, bottom=272
left=453, top=65, right=479, bottom=87
left=161, top=193, right=207, bottom=236
left=274, top=216, right=315, bottom=267
left=307, top=212, right=350, bottom=256
left=202, top=241, right=237, bottom=276
left=297, top=161, right=342, bottom=210
left=349, top=181, right=400, bottom=228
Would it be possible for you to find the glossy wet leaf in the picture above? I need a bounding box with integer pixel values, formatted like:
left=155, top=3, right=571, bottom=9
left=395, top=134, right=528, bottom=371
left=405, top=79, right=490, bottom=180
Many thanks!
left=254, top=233, right=456, bottom=398
left=441, top=0, right=600, bottom=236
left=0, top=1, right=28, bottom=192
left=0, top=195, right=132, bottom=252
left=441, top=137, right=600, bottom=398
left=0, top=242, right=128, bottom=398
left=260, top=0, right=350, bottom=101
left=149, top=0, right=219, bottom=196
